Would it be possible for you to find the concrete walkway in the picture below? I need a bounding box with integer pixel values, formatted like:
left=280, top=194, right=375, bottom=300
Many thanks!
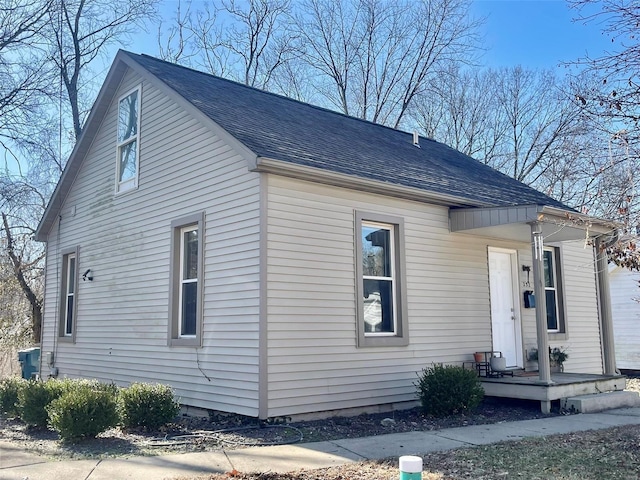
left=2, top=407, right=640, bottom=480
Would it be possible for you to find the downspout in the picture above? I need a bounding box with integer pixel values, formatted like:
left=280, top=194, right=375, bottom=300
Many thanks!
left=594, top=231, right=620, bottom=376
left=530, top=222, right=552, bottom=387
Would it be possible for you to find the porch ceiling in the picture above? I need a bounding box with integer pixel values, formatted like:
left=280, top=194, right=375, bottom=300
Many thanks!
left=450, top=204, right=619, bottom=243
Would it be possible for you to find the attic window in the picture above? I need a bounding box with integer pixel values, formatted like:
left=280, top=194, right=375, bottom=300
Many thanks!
left=116, top=85, right=141, bottom=192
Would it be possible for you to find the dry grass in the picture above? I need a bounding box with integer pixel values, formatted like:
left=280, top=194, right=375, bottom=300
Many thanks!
left=183, top=424, right=640, bottom=480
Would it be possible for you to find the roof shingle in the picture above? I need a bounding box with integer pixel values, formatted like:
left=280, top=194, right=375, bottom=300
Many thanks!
left=135, top=52, right=570, bottom=209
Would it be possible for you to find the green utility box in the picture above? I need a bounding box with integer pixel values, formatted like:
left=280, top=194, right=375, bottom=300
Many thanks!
left=17, top=347, right=40, bottom=379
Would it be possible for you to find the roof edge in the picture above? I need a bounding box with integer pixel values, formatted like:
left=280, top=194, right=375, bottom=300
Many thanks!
left=35, top=50, right=131, bottom=241
left=450, top=204, right=620, bottom=236
left=36, top=50, right=260, bottom=242
left=253, top=157, right=486, bottom=208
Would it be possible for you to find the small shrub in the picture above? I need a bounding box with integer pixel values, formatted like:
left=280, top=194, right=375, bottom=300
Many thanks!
left=61, top=378, right=119, bottom=396
left=17, top=379, right=67, bottom=427
left=0, top=376, right=28, bottom=418
left=47, top=385, right=119, bottom=442
left=415, top=364, right=484, bottom=417
left=119, top=383, right=179, bottom=430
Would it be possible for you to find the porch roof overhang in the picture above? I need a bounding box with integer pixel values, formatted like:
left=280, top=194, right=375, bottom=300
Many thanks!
left=449, top=204, right=619, bottom=243
left=452, top=203, right=622, bottom=390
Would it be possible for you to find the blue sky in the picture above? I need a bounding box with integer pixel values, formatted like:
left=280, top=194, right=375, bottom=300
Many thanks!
left=134, top=0, right=613, bottom=72
left=470, top=0, right=613, bottom=69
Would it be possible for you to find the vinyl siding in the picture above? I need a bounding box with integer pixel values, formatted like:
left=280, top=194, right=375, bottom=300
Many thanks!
left=39, top=69, right=261, bottom=416
left=266, top=177, right=492, bottom=417
left=265, top=176, right=606, bottom=417
left=557, top=241, right=603, bottom=373
left=610, top=266, right=640, bottom=369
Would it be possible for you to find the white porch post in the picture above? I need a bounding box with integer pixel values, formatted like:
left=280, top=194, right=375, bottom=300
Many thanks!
left=595, top=236, right=618, bottom=375
left=530, top=222, right=552, bottom=393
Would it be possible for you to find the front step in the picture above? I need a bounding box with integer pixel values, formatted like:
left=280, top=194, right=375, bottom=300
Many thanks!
left=562, top=391, right=640, bottom=413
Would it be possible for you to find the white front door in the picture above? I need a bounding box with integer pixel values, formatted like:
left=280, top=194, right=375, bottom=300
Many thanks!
left=488, top=248, right=522, bottom=368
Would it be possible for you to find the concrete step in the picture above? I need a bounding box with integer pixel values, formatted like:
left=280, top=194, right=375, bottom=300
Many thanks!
left=562, top=391, right=640, bottom=413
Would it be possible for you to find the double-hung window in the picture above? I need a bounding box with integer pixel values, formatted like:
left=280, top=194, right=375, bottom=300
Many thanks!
left=179, top=226, right=198, bottom=337
left=543, top=246, right=565, bottom=333
left=59, top=248, right=79, bottom=341
left=169, top=213, right=204, bottom=346
left=116, top=86, right=141, bottom=192
left=355, top=212, right=408, bottom=347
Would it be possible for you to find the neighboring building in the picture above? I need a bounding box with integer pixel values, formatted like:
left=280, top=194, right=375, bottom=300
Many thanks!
left=35, top=51, right=620, bottom=419
left=610, top=264, right=640, bottom=371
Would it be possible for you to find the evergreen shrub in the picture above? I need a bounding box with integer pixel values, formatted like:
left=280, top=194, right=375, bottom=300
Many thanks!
left=415, top=364, right=484, bottom=417
left=119, top=382, right=179, bottom=430
left=0, top=376, right=27, bottom=418
left=47, top=385, right=119, bottom=441
left=17, top=379, right=67, bottom=427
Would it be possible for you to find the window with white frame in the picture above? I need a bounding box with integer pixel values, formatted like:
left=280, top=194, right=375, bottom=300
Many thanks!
left=59, top=248, right=78, bottom=340
left=169, top=213, right=204, bottom=346
left=355, top=212, right=408, bottom=347
left=116, top=86, right=141, bottom=192
left=179, top=225, right=198, bottom=337
left=543, top=246, right=565, bottom=333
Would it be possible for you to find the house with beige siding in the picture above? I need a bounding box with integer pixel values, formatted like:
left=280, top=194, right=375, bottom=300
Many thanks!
left=35, top=50, right=624, bottom=418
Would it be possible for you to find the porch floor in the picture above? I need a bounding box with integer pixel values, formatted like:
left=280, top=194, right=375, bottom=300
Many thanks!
left=480, top=372, right=627, bottom=413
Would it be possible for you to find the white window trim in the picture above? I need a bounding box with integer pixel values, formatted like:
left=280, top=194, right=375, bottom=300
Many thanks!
left=59, top=247, right=79, bottom=342
left=64, top=252, right=76, bottom=336
left=178, top=225, right=198, bottom=338
left=544, top=245, right=567, bottom=336
left=115, top=85, right=141, bottom=193
left=362, top=221, right=398, bottom=337
left=355, top=211, right=408, bottom=348
left=169, top=213, right=204, bottom=347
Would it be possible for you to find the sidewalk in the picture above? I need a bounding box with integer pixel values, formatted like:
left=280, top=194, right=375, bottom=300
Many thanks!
left=3, top=407, right=640, bottom=480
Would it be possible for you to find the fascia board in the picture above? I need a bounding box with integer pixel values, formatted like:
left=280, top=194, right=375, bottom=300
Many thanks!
left=253, top=156, right=484, bottom=207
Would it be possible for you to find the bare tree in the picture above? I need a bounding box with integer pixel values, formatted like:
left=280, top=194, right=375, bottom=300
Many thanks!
left=163, top=0, right=297, bottom=89
left=0, top=0, right=54, bottom=345
left=0, top=0, right=160, bottom=344
left=569, top=0, right=640, bottom=143
left=568, top=0, right=640, bottom=268
left=412, top=67, right=506, bottom=162
left=158, top=0, right=194, bottom=64
left=0, top=251, right=31, bottom=374
left=412, top=66, right=585, bottom=192
left=490, top=67, right=584, bottom=185
left=163, top=0, right=481, bottom=126
left=0, top=0, right=54, bottom=161
left=293, top=0, right=482, bottom=127
left=48, top=0, right=159, bottom=141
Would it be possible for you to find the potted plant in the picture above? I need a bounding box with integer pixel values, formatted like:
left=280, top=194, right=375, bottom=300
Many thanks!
left=549, top=347, right=569, bottom=372
left=529, top=347, right=569, bottom=372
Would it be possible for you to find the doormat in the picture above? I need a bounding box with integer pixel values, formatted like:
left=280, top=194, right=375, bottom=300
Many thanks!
left=514, top=371, right=539, bottom=377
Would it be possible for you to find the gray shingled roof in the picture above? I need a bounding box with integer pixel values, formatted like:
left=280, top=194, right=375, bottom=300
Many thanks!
left=134, top=52, right=569, bottom=209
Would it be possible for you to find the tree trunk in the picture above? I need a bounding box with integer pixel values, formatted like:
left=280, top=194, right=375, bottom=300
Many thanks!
left=2, top=213, right=43, bottom=343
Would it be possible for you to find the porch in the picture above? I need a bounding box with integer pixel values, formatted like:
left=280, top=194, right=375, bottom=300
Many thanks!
left=480, top=372, right=627, bottom=413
